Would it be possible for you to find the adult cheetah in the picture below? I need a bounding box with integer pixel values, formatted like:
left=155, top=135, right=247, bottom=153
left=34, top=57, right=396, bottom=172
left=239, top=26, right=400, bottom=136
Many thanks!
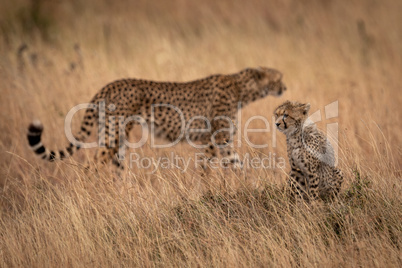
left=274, top=101, right=343, bottom=200
left=28, top=67, right=286, bottom=169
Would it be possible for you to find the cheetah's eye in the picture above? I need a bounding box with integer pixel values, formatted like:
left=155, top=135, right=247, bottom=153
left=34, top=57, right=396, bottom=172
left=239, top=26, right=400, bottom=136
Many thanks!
left=283, top=114, right=288, bottom=119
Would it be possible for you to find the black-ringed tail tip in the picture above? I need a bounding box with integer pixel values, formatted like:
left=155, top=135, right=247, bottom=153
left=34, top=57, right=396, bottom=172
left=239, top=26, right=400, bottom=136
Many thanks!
left=28, top=120, right=45, bottom=157
left=27, top=119, right=78, bottom=161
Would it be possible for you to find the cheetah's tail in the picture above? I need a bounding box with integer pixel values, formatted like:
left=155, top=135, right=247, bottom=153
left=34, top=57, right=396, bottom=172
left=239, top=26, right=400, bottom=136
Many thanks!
left=27, top=120, right=82, bottom=162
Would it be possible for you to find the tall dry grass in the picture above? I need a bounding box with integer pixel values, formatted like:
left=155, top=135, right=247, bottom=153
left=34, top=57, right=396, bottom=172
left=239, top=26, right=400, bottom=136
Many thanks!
left=0, top=0, right=401, bottom=267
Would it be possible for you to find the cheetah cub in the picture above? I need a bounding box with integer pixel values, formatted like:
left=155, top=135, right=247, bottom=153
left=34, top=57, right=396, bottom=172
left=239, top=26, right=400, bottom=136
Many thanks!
left=274, top=101, right=343, bottom=201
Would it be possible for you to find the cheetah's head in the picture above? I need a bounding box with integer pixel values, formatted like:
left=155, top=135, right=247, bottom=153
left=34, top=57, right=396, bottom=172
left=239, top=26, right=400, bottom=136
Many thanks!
left=274, top=101, right=310, bottom=135
left=254, top=67, right=287, bottom=97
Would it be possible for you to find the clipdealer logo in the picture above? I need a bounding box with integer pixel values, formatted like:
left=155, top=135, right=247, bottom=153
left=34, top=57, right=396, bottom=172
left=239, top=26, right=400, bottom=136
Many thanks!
left=62, top=100, right=339, bottom=172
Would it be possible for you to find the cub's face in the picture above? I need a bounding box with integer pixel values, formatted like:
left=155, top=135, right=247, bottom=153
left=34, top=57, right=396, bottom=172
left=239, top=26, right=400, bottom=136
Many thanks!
left=274, top=101, right=310, bottom=135
left=255, top=67, right=287, bottom=97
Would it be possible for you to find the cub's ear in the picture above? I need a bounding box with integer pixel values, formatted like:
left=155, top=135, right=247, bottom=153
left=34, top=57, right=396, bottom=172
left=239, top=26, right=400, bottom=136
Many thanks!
left=255, top=67, right=265, bottom=80
left=302, top=103, right=311, bottom=115
left=270, top=70, right=282, bottom=82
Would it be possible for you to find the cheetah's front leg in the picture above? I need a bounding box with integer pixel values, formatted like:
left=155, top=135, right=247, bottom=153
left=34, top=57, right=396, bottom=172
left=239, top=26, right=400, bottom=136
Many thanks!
left=201, top=141, right=241, bottom=171
left=289, top=168, right=320, bottom=201
left=293, top=153, right=321, bottom=200
left=210, top=113, right=242, bottom=170
left=199, top=135, right=242, bottom=171
left=289, top=169, right=308, bottom=201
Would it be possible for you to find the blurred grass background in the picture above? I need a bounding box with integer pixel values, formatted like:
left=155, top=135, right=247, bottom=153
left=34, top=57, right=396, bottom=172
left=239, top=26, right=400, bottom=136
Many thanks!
left=0, top=0, right=401, bottom=266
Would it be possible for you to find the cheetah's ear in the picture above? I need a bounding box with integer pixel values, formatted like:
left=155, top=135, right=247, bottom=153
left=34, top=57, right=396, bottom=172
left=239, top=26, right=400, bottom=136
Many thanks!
left=270, top=70, right=282, bottom=82
left=302, top=103, right=311, bottom=115
left=255, top=67, right=265, bottom=80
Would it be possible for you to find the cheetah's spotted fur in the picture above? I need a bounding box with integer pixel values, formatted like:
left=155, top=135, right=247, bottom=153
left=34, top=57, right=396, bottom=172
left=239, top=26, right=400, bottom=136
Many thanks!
left=28, top=67, right=286, bottom=169
left=274, top=101, right=343, bottom=200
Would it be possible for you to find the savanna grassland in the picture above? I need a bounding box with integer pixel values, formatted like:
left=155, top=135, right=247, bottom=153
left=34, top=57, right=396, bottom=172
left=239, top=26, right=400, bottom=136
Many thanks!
left=0, top=0, right=401, bottom=267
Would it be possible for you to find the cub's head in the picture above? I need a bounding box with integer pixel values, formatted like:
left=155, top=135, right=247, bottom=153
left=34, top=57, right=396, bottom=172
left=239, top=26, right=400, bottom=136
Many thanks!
left=274, top=101, right=310, bottom=135
left=254, top=67, right=286, bottom=97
